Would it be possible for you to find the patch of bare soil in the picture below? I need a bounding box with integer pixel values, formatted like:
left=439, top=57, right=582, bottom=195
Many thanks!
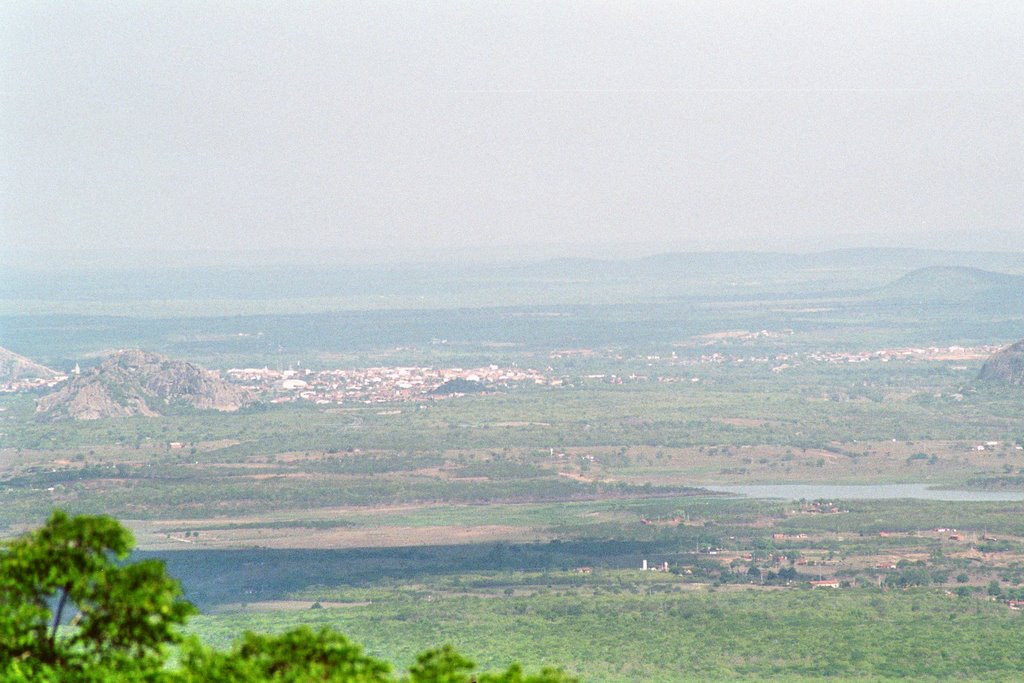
left=135, top=523, right=544, bottom=551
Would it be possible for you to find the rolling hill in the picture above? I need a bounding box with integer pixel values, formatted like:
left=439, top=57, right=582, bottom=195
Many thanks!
left=876, top=266, right=1024, bottom=303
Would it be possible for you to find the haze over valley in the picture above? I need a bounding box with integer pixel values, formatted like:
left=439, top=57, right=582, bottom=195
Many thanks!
left=4, top=2, right=1024, bottom=680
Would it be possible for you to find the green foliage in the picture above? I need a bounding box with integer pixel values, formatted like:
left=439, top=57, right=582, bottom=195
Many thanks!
left=189, top=588, right=1024, bottom=682
left=884, top=568, right=932, bottom=588
left=1, top=512, right=576, bottom=683
left=5, top=257, right=1024, bottom=682
left=408, top=645, right=475, bottom=683
left=176, top=627, right=392, bottom=682
left=175, top=628, right=576, bottom=683
left=0, top=510, right=195, bottom=679
left=479, top=664, right=579, bottom=683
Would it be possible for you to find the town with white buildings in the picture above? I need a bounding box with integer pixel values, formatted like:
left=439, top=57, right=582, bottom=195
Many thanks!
left=225, top=364, right=558, bottom=405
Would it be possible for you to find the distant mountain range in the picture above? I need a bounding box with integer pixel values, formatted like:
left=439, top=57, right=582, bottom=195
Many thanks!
left=5, top=248, right=1024, bottom=307
left=35, top=349, right=254, bottom=421
left=512, top=249, right=1024, bottom=280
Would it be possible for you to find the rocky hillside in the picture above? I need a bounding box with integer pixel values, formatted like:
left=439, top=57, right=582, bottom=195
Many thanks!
left=0, top=346, right=61, bottom=381
left=35, top=350, right=254, bottom=421
left=977, top=340, right=1024, bottom=386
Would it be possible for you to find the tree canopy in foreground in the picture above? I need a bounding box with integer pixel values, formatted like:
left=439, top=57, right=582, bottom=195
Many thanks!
left=0, top=510, right=576, bottom=682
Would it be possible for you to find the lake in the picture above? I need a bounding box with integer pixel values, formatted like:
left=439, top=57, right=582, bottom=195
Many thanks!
left=699, top=483, right=1024, bottom=502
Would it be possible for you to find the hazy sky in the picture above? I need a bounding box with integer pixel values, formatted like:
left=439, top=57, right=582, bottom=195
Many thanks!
left=3, top=1, right=1024, bottom=259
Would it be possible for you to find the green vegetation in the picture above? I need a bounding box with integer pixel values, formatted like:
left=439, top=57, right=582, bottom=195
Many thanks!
left=188, top=588, right=1024, bottom=682
left=0, top=511, right=194, bottom=680
left=0, top=512, right=575, bottom=682
left=4, top=254, right=1024, bottom=680
left=6, top=511, right=1024, bottom=682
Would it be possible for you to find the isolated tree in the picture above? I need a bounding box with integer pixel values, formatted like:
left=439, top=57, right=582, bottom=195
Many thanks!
left=0, top=510, right=195, bottom=679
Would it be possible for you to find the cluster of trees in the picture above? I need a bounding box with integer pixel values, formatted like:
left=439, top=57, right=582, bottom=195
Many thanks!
left=0, top=511, right=575, bottom=682
left=711, top=565, right=802, bottom=586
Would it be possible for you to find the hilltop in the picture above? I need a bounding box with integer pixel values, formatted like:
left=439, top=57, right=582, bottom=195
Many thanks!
left=877, top=266, right=1024, bottom=303
left=977, top=340, right=1024, bottom=386
left=35, top=349, right=254, bottom=421
left=431, top=378, right=487, bottom=395
left=0, top=346, right=61, bottom=381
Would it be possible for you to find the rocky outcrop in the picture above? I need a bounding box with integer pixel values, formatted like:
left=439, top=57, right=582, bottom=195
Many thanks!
left=431, top=378, right=486, bottom=395
left=35, top=349, right=254, bottom=421
left=977, top=340, right=1024, bottom=386
left=0, top=346, right=61, bottom=381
